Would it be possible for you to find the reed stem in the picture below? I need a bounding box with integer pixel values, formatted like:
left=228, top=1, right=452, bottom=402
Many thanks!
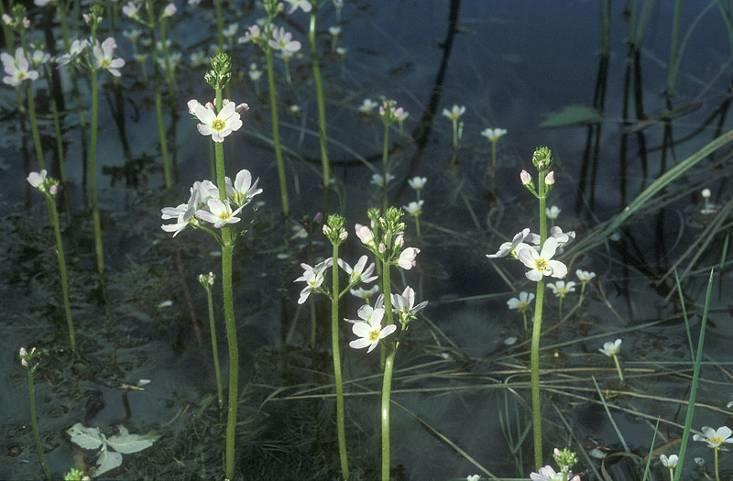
left=309, top=11, right=331, bottom=188
left=265, top=46, right=290, bottom=217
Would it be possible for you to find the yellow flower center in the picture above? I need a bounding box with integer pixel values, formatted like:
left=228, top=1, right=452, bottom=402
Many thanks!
left=368, top=329, right=380, bottom=342
left=100, top=59, right=110, bottom=68
left=534, top=258, right=548, bottom=271
left=212, top=118, right=225, bottom=131
left=710, top=436, right=723, bottom=446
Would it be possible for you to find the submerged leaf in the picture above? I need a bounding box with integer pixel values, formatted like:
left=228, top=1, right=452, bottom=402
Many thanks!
left=94, top=448, right=123, bottom=477
left=540, top=105, right=601, bottom=128
left=106, top=426, right=160, bottom=454
left=67, top=423, right=104, bottom=450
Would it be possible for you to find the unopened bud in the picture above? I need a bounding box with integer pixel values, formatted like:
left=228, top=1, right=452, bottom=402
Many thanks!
left=520, top=170, right=531, bottom=185
left=545, top=171, right=555, bottom=185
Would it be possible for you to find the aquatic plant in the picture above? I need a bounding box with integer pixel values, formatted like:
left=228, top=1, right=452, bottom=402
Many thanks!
left=160, top=51, right=259, bottom=481
left=442, top=104, right=465, bottom=150
left=599, top=338, right=624, bottom=383
left=378, top=99, right=405, bottom=208
left=27, top=170, right=76, bottom=352
left=19, top=347, right=50, bottom=480
left=660, top=454, right=679, bottom=481
left=507, top=291, right=534, bottom=333
left=351, top=207, right=425, bottom=481
left=57, top=5, right=125, bottom=275
left=66, top=423, right=159, bottom=477
left=693, top=426, right=732, bottom=481
left=480, top=127, right=507, bottom=175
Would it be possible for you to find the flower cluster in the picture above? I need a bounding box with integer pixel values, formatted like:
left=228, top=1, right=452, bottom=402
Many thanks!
left=27, top=170, right=60, bottom=196
left=355, top=207, right=420, bottom=270
left=160, top=169, right=262, bottom=237
left=57, top=37, right=125, bottom=77
left=379, top=98, right=408, bottom=126
left=19, top=346, right=39, bottom=369
left=530, top=448, right=580, bottom=481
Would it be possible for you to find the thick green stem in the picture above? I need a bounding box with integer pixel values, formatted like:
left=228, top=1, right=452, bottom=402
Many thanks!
left=27, top=369, right=50, bottom=480
left=330, top=243, right=349, bottom=480
left=309, top=12, right=331, bottom=188
left=213, top=0, right=224, bottom=47
left=155, top=87, right=172, bottom=188
left=215, top=88, right=239, bottom=481
left=46, top=195, right=76, bottom=352
left=27, top=85, right=45, bottom=170
left=264, top=46, right=290, bottom=217
left=530, top=170, right=548, bottom=469
left=380, top=260, right=395, bottom=481
left=88, top=69, right=104, bottom=275
left=206, top=286, right=224, bottom=412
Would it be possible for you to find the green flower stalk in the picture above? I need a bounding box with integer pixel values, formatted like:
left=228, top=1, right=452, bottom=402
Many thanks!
left=26, top=78, right=45, bottom=170
left=199, top=272, right=224, bottom=412
left=309, top=4, right=332, bottom=188
left=378, top=100, right=403, bottom=209
left=19, top=347, right=51, bottom=481
left=27, top=170, right=76, bottom=352
left=323, top=215, right=350, bottom=480
left=264, top=36, right=290, bottom=216
left=442, top=104, right=465, bottom=150
left=43, top=64, right=66, bottom=184
left=480, top=128, right=507, bottom=178
left=206, top=52, right=240, bottom=481
left=213, top=0, right=224, bottom=47
left=351, top=207, right=423, bottom=481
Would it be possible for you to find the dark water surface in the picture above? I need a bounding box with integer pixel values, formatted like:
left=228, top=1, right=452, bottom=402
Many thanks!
left=1, top=1, right=732, bottom=480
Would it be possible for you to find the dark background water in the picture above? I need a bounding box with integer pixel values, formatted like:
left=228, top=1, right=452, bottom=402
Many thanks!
left=1, top=1, right=732, bottom=480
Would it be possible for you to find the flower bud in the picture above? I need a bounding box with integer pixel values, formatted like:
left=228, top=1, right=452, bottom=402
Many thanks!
left=545, top=171, right=555, bottom=185
left=520, top=170, right=531, bottom=185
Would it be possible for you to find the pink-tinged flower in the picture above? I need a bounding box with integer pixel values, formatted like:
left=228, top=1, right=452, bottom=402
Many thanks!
left=355, top=224, right=374, bottom=246
left=187, top=99, right=246, bottom=143
left=397, top=247, right=420, bottom=270
left=545, top=171, right=555, bottom=185
left=161, top=2, right=177, bottom=17
left=517, top=237, right=568, bottom=282
left=520, top=170, right=532, bottom=185
left=530, top=466, right=580, bottom=481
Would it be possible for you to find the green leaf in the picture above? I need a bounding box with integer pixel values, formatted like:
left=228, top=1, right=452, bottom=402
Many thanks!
left=106, top=426, right=159, bottom=454
left=94, top=448, right=123, bottom=477
left=67, top=423, right=104, bottom=450
left=539, top=105, right=602, bottom=128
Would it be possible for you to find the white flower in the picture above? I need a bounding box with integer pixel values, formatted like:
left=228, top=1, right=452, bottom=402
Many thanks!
left=35, top=0, right=55, bottom=6
left=30, top=50, right=50, bottom=67
left=161, top=3, right=177, bottom=17
left=576, top=269, right=596, bottom=283
left=530, top=466, right=580, bottom=481
left=529, top=226, right=575, bottom=248
left=391, top=286, right=427, bottom=320
left=294, top=259, right=332, bottom=304
left=269, top=27, right=301, bottom=53
left=123, top=29, right=142, bottom=43
left=347, top=306, right=396, bottom=353
left=161, top=184, right=201, bottom=237
left=547, top=280, right=576, bottom=299
left=466, top=476, right=480, bottom=481
left=187, top=99, right=246, bottom=143
left=122, top=1, right=140, bottom=18
left=27, top=169, right=48, bottom=189
left=693, top=426, right=733, bottom=449
left=442, top=104, right=466, bottom=121
left=545, top=171, right=555, bottom=185
left=225, top=169, right=262, bottom=206
left=370, top=173, right=394, bottom=187
left=394, top=107, right=408, bottom=123
left=239, top=25, right=262, bottom=44
left=507, top=291, right=534, bottom=312
left=701, top=188, right=711, bottom=199
left=408, top=176, right=427, bottom=190
left=19, top=346, right=37, bottom=367
left=599, top=339, right=622, bottom=358
left=660, top=454, right=678, bottom=469
left=339, top=255, right=377, bottom=284
left=350, top=285, right=379, bottom=300
left=196, top=198, right=244, bottom=228
left=481, top=128, right=507, bottom=142
left=355, top=224, right=375, bottom=246
left=248, top=63, right=263, bottom=81
left=486, top=228, right=531, bottom=259
left=285, top=0, right=312, bottom=13
left=520, top=170, right=532, bottom=185
left=328, top=26, right=341, bottom=36
left=222, top=23, right=238, bottom=38
left=397, top=247, right=420, bottom=270
left=93, top=37, right=125, bottom=77
left=359, top=98, right=378, bottom=114
left=2, top=48, right=39, bottom=86
left=546, top=205, right=561, bottom=220
left=403, top=200, right=423, bottom=217
left=517, top=237, right=568, bottom=282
